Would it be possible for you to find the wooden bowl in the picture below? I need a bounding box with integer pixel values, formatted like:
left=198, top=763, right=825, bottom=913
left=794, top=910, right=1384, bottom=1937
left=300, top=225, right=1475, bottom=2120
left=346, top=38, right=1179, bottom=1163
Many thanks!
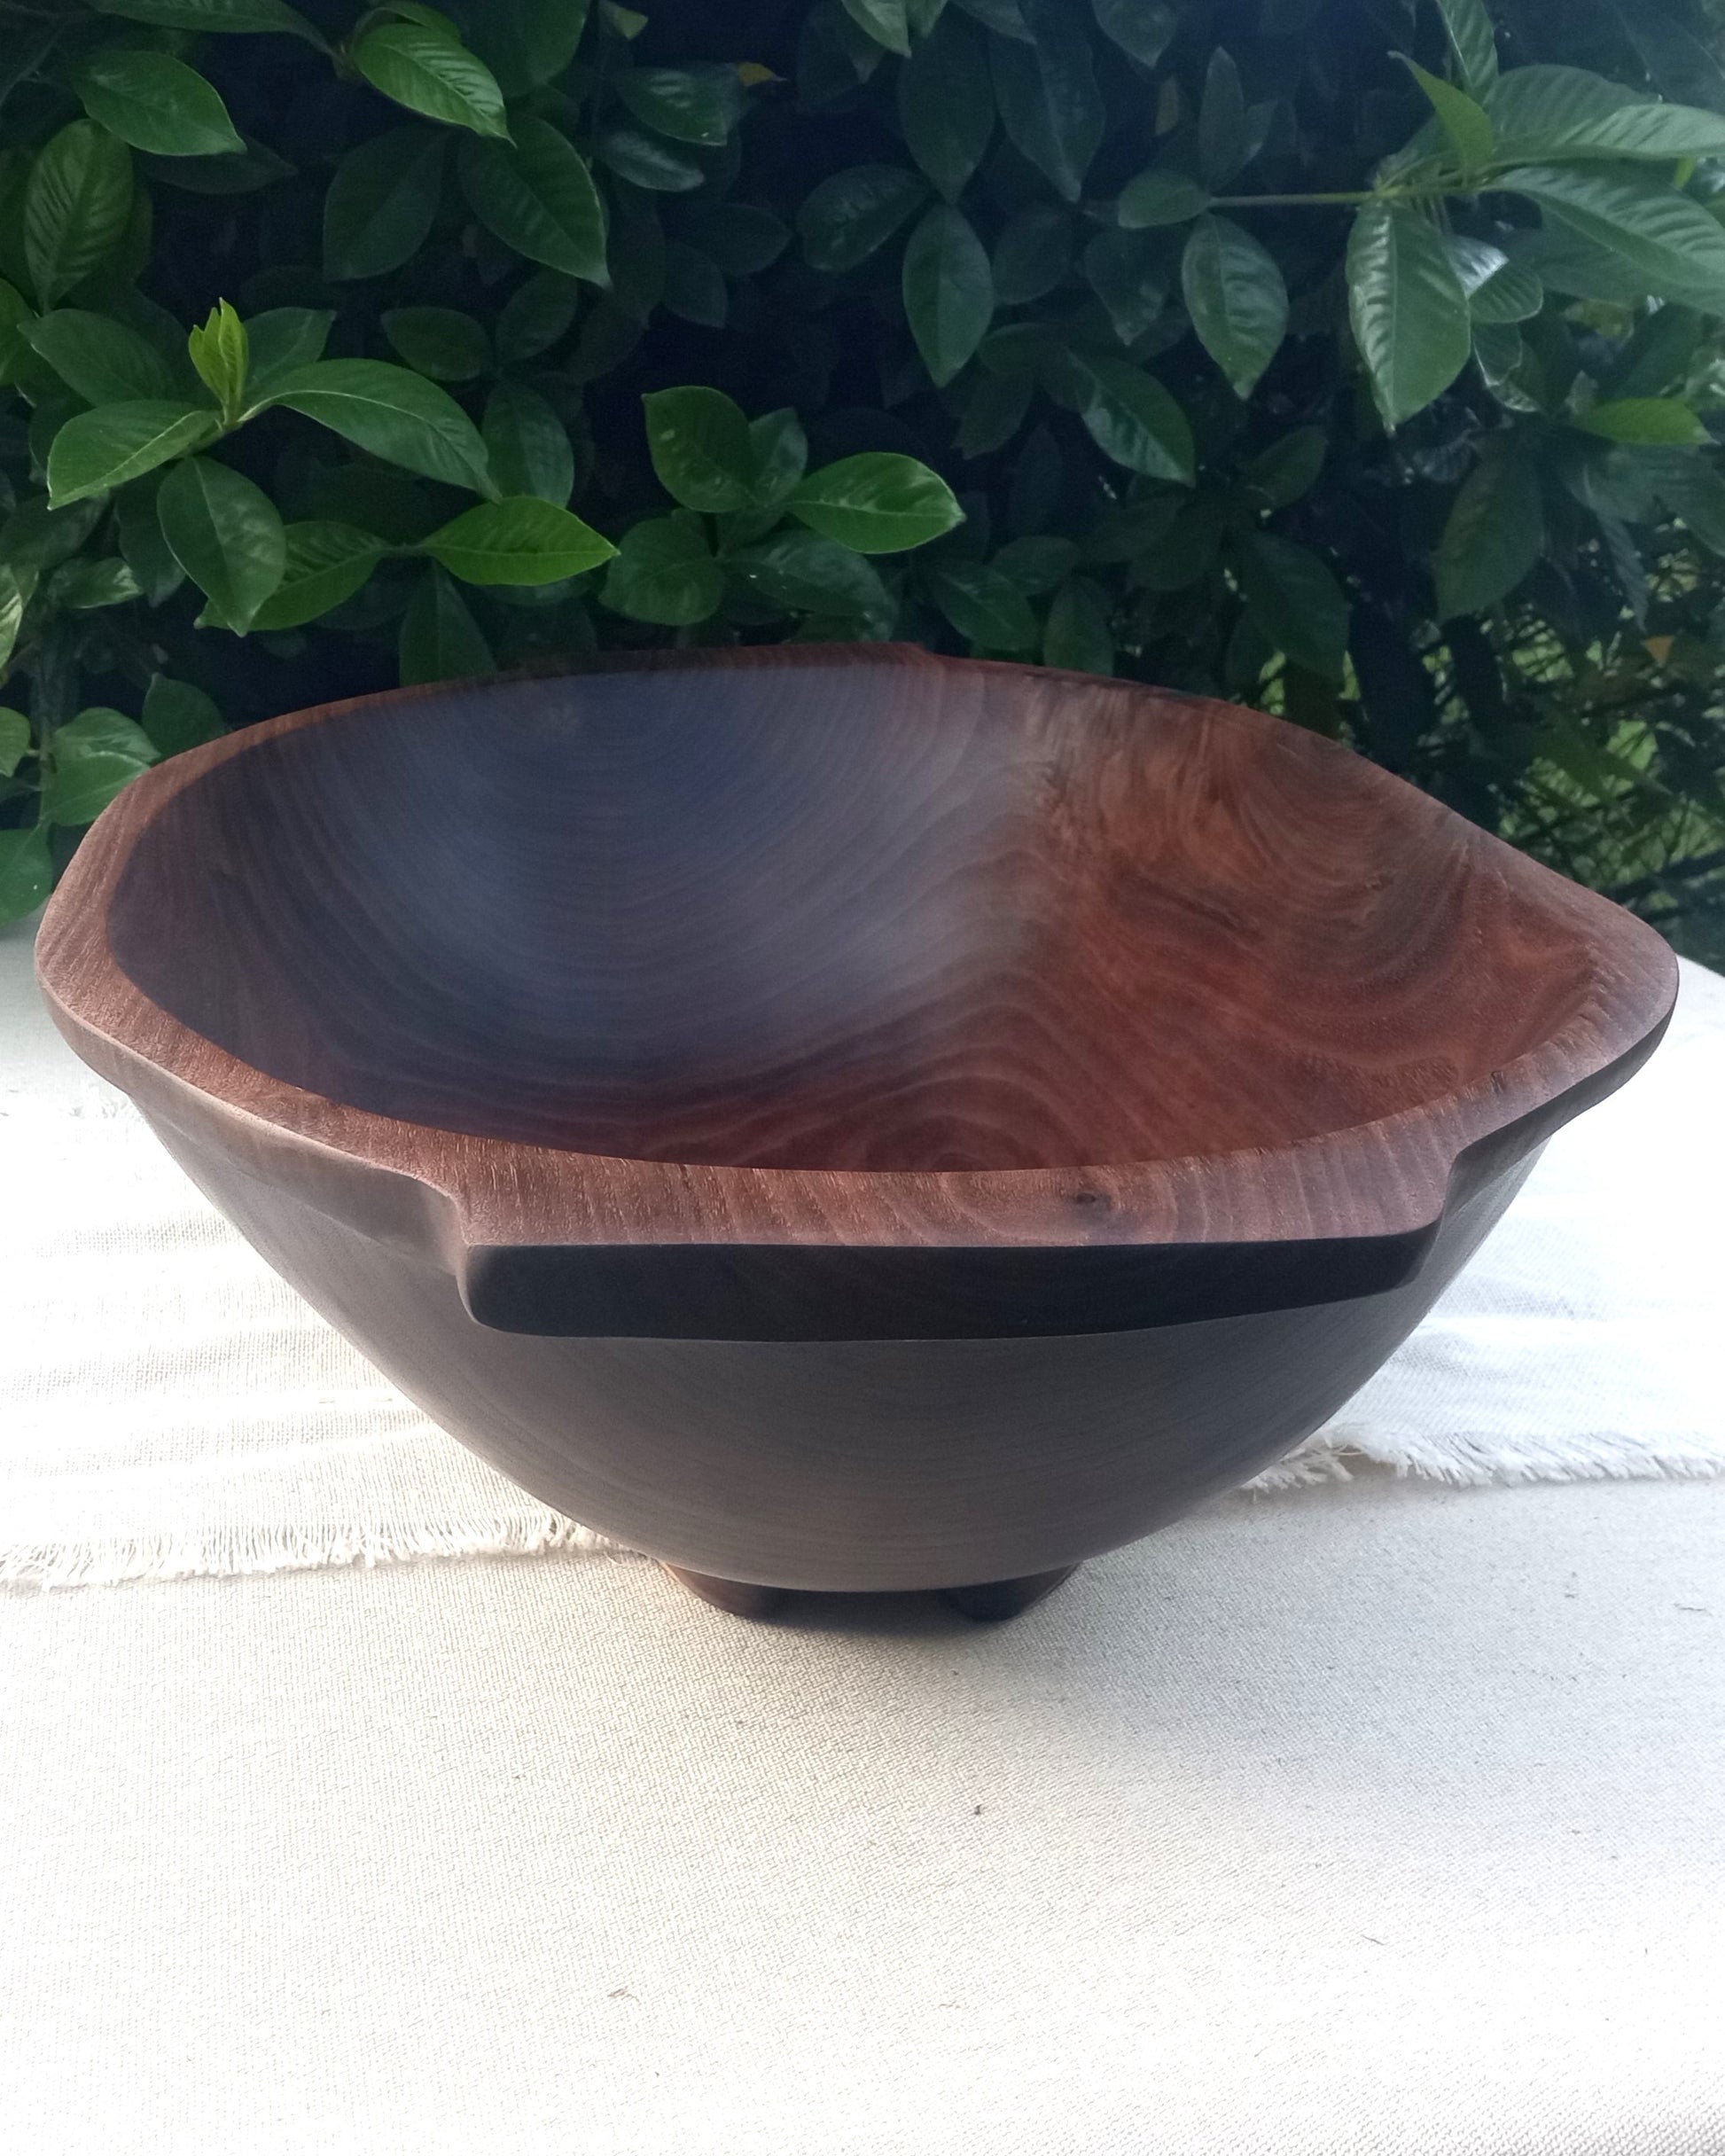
left=37, top=647, right=1676, bottom=1619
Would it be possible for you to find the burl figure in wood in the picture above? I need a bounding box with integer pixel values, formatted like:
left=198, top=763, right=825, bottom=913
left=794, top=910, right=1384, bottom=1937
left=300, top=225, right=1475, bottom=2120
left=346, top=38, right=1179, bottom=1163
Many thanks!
left=37, top=648, right=1676, bottom=1622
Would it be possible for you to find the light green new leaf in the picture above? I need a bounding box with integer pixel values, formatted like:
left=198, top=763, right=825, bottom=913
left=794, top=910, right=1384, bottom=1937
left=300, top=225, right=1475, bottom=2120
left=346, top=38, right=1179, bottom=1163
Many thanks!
left=989, top=0, right=1103, bottom=203
left=267, top=360, right=496, bottom=496
left=398, top=566, right=495, bottom=684
left=26, top=309, right=176, bottom=403
left=90, top=0, right=327, bottom=45
left=839, top=0, right=910, bottom=57
left=615, top=66, right=745, bottom=147
left=323, top=127, right=447, bottom=281
left=157, top=455, right=286, bottom=629
left=41, top=707, right=158, bottom=826
left=925, top=558, right=1038, bottom=650
left=1346, top=201, right=1471, bottom=428
left=353, top=22, right=509, bottom=139
left=902, top=203, right=993, bottom=387
left=1118, top=168, right=1212, bottom=230
left=798, top=165, right=926, bottom=273
left=382, top=305, right=490, bottom=380
left=1434, top=450, right=1544, bottom=619
left=0, top=707, right=30, bottom=777
left=1399, top=56, right=1494, bottom=171
left=74, top=48, right=244, bottom=159
left=789, top=453, right=963, bottom=552
left=1434, top=0, right=1497, bottom=98
left=482, top=382, right=574, bottom=505
left=1501, top=166, right=1725, bottom=315
left=420, top=496, right=615, bottom=584
left=729, top=528, right=894, bottom=622
left=140, top=673, right=223, bottom=754
left=0, top=829, right=54, bottom=924
left=458, top=120, right=609, bottom=284
left=188, top=299, right=247, bottom=415
left=602, top=512, right=723, bottom=624
left=47, top=401, right=220, bottom=506
left=250, top=522, right=386, bottom=629
left=643, top=384, right=755, bottom=512
left=1233, top=531, right=1350, bottom=678
left=1072, top=355, right=1195, bottom=482
left=897, top=12, right=994, bottom=202
left=1181, top=214, right=1287, bottom=399
left=1580, top=398, right=1711, bottom=446
left=25, top=121, right=134, bottom=307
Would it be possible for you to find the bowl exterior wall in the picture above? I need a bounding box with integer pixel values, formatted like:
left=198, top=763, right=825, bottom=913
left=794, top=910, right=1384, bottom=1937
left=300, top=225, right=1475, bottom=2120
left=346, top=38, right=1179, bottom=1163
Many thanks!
left=142, top=1113, right=1537, bottom=1590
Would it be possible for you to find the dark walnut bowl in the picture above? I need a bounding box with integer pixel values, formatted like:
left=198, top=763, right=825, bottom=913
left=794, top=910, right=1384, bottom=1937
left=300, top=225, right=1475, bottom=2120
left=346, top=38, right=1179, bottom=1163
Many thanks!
left=37, top=646, right=1676, bottom=1620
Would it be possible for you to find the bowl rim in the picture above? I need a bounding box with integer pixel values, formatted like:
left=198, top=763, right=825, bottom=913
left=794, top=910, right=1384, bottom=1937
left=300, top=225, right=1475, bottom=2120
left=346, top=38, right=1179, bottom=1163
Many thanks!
left=35, top=643, right=1678, bottom=1261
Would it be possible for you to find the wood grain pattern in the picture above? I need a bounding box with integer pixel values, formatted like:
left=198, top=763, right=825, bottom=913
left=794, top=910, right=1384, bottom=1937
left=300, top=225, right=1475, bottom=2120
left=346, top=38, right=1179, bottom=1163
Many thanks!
left=34, top=645, right=1678, bottom=1596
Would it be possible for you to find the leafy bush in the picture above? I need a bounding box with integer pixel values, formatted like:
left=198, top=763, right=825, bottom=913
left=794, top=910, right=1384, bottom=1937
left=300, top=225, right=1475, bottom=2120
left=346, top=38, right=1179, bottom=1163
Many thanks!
left=3, top=0, right=1725, bottom=957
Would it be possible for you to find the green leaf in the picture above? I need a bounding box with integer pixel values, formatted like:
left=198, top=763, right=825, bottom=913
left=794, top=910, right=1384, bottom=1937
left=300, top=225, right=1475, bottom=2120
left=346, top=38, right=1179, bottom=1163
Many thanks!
left=1081, top=229, right=1171, bottom=344
left=268, top=360, right=496, bottom=496
left=464, top=0, right=591, bottom=96
left=730, top=528, right=894, bottom=622
left=323, top=126, right=447, bottom=281
left=925, top=557, right=1038, bottom=650
left=614, top=66, right=745, bottom=147
left=0, top=828, right=54, bottom=923
left=991, top=205, right=1072, bottom=305
left=839, top=0, right=910, bottom=56
left=992, top=535, right=1078, bottom=593
left=989, top=0, right=1104, bottom=202
left=1346, top=201, right=1471, bottom=428
left=789, top=452, right=963, bottom=552
left=0, top=566, right=20, bottom=672
left=398, top=565, right=495, bottom=683
left=1233, top=531, right=1350, bottom=677
left=114, top=474, right=183, bottom=602
left=660, top=242, right=727, bottom=327
left=420, top=496, right=614, bottom=583
left=1241, top=426, right=1327, bottom=509
left=1198, top=49, right=1248, bottom=189
left=1118, top=168, right=1212, bottom=230
left=897, top=12, right=994, bottom=202
left=1433, top=0, right=1497, bottom=98
left=1042, top=574, right=1114, bottom=673
left=746, top=408, right=808, bottom=512
left=496, top=270, right=579, bottom=361
left=594, top=127, right=704, bottom=191
left=1482, top=64, right=1725, bottom=165
left=381, top=305, right=490, bottom=380
left=1, top=497, right=105, bottom=574
left=1463, top=254, right=1543, bottom=325
left=139, top=135, right=297, bottom=196
left=1500, top=166, right=1725, bottom=315
left=41, top=706, right=158, bottom=825
left=74, top=48, right=243, bottom=159
left=90, top=0, right=326, bottom=44
left=674, top=201, right=788, bottom=278
left=1434, top=450, right=1543, bottom=618
left=902, top=203, right=993, bottom=387
left=46, top=401, right=219, bottom=506
left=482, top=382, right=574, bottom=505
left=140, top=673, right=222, bottom=754
left=187, top=299, right=247, bottom=416
left=49, top=556, right=143, bottom=608
left=601, top=510, right=723, bottom=623
left=797, top=164, right=925, bottom=273
left=1399, top=56, right=1494, bottom=171
left=1090, top=0, right=1176, bottom=68
left=250, top=521, right=385, bottom=629
left=1071, top=354, right=1195, bottom=482
left=243, top=307, right=333, bottom=395
left=0, top=707, right=30, bottom=777
left=1181, top=214, right=1287, bottom=400
left=1579, top=397, right=1711, bottom=447
left=25, top=309, right=176, bottom=403
left=458, top=120, right=609, bottom=284
left=25, top=122, right=134, bottom=308
left=643, top=384, right=754, bottom=512
left=157, top=455, right=285, bottom=630
left=0, top=280, right=37, bottom=386
left=353, top=22, right=509, bottom=139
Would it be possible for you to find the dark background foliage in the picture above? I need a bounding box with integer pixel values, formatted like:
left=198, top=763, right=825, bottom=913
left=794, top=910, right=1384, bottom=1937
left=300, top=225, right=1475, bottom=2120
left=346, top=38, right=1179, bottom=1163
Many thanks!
left=3, top=0, right=1725, bottom=960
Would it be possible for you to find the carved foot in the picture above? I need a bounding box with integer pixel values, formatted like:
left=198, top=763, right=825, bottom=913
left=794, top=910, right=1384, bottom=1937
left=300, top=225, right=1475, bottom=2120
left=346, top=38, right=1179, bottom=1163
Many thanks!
left=940, top=1565, right=1079, bottom=1622
left=664, top=1566, right=790, bottom=1619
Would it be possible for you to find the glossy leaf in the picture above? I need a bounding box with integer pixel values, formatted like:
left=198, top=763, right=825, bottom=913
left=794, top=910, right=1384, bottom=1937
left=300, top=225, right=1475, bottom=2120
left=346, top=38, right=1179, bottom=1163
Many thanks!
left=729, top=528, right=893, bottom=622
left=1400, top=57, right=1494, bottom=172
left=398, top=565, right=495, bottom=683
left=420, top=496, right=615, bottom=583
left=250, top=522, right=386, bottom=629
left=1501, top=166, right=1725, bottom=315
left=49, top=556, right=143, bottom=607
left=838, top=0, right=910, bottom=56
left=1181, top=214, right=1287, bottom=400
left=496, top=270, right=580, bottom=361
left=267, top=360, right=496, bottom=496
left=464, top=0, right=592, bottom=96
left=789, top=453, right=963, bottom=552
left=1082, top=229, right=1172, bottom=345
left=925, top=557, right=1038, bottom=650
left=1090, top=0, right=1176, bottom=67
left=898, top=13, right=994, bottom=202
left=1241, top=426, right=1326, bottom=509
left=1118, top=168, right=1212, bottom=230
left=46, top=401, right=219, bottom=507
left=643, top=384, right=754, bottom=512
left=902, top=203, right=993, bottom=388
left=746, top=409, right=809, bottom=512
left=601, top=511, right=723, bottom=623
left=482, top=382, right=574, bottom=505
left=1198, top=49, right=1248, bottom=189
left=797, top=165, right=925, bottom=273
left=594, top=128, right=704, bottom=192
left=1072, top=355, right=1195, bottom=483
left=1482, top=64, right=1725, bottom=165
left=25, top=309, right=176, bottom=404
left=41, top=707, right=158, bottom=825
left=114, top=474, right=184, bottom=602
left=458, top=120, right=610, bottom=284
left=1233, top=530, right=1350, bottom=678
left=615, top=67, right=745, bottom=147
left=243, top=307, right=333, bottom=395
left=989, top=0, right=1104, bottom=203
left=1434, top=450, right=1544, bottom=619
left=157, top=454, right=285, bottom=629
left=74, top=49, right=243, bottom=159
left=1580, top=398, right=1711, bottom=447
left=323, top=126, right=446, bottom=281
left=991, top=205, right=1072, bottom=305
left=382, top=305, right=490, bottom=380
left=1346, top=201, right=1471, bottom=429
left=25, top=122, right=133, bottom=307
left=352, top=22, right=509, bottom=139
left=140, top=673, right=223, bottom=755
left=187, top=299, right=247, bottom=414
left=1434, top=0, right=1497, bottom=98
left=90, top=0, right=326, bottom=41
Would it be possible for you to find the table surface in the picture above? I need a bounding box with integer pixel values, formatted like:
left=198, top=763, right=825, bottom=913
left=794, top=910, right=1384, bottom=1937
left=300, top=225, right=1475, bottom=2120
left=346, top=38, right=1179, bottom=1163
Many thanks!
left=5, top=1470, right=1724, bottom=2156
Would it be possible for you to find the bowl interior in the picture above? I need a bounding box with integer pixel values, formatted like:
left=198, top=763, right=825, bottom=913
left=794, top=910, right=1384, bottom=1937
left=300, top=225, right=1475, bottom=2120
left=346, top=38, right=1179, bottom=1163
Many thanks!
left=106, top=655, right=1596, bottom=1174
